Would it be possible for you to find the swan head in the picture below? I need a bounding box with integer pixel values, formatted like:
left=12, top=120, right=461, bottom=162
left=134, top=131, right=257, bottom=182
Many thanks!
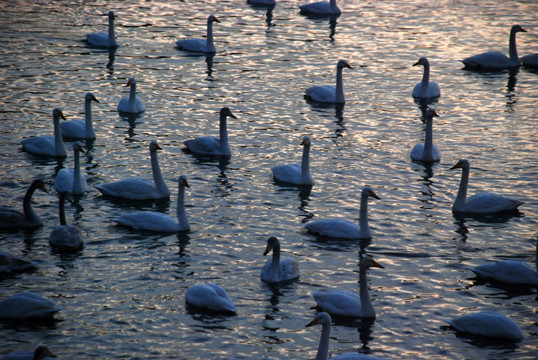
left=362, top=186, right=380, bottom=200
left=450, top=159, right=470, bottom=170
left=53, top=108, right=66, bottom=121
left=125, top=78, right=136, bottom=87
left=359, top=256, right=384, bottom=270
left=107, top=11, right=116, bottom=20
left=149, top=140, right=162, bottom=152
left=220, top=107, right=237, bottom=119
left=263, top=236, right=280, bottom=256
left=511, top=24, right=526, bottom=33
left=73, top=142, right=85, bottom=153
left=413, top=56, right=429, bottom=67
left=301, top=135, right=311, bottom=146
left=34, top=346, right=56, bottom=360
left=425, top=108, right=439, bottom=119
left=86, top=92, right=99, bottom=103
left=208, top=14, right=220, bottom=24
left=337, top=59, right=352, bottom=69
left=306, top=312, right=331, bottom=327
left=32, top=179, right=49, bottom=194
left=178, top=174, right=190, bottom=188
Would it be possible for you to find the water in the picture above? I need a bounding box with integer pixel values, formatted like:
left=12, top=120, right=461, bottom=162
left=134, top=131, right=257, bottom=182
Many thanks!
left=0, top=0, right=537, bottom=359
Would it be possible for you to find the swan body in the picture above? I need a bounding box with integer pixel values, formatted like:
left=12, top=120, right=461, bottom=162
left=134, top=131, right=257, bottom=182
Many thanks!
left=444, top=311, right=522, bottom=340
left=248, top=0, right=276, bottom=5
left=0, top=252, right=36, bottom=275
left=21, top=108, right=67, bottom=157
left=0, top=346, right=56, bottom=360
left=96, top=141, right=170, bottom=200
left=312, top=256, right=384, bottom=318
left=304, top=187, right=380, bottom=239
left=113, top=175, right=190, bottom=232
left=521, top=53, right=538, bottom=68
left=462, top=25, right=527, bottom=70
left=412, top=57, right=440, bottom=99
left=49, top=191, right=84, bottom=253
left=260, top=236, right=300, bottom=283
left=0, top=292, right=61, bottom=320
left=117, top=78, right=145, bottom=114
left=86, top=11, right=117, bottom=48
left=410, top=108, right=441, bottom=162
left=306, top=60, right=351, bottom=104
left=0, top=180, right=48, bottom=230
left=54, top=143, right=87, bottom=195
left=271, top=135, right=314, bottom=185
left=185, top=283, right=237, bottom=314
left=450, top=159, right=523, bottom=214
left=299, top=0, right=341, bottom=16
left=61, top=92, right=99, bottom=139
left=184, top=107, right=236, bottom=156
left=176, top=15, right=220, bottom=53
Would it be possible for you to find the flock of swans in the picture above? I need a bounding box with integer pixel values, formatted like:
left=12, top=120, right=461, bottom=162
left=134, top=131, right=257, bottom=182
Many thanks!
left=1, top=1, right=536, bottom=359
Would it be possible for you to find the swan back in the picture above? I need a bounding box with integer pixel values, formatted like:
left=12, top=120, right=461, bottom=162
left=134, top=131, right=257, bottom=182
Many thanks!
left=185, top=283, right=237, bottom=314
left=0, top=292, right=61, bottom=319
left=299, top=0, right=341, bottom=16
left=444, top=311, right=522, bottom=340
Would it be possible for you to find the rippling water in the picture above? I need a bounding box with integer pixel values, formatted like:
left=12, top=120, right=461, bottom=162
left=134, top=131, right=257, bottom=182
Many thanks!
left=1, top=0, right=537, bottom=359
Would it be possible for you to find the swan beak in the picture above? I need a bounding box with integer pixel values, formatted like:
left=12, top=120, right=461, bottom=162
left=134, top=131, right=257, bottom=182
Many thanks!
left=91, top=95, right=100, bottom=103
left=66, top=193, right=75, bottom=205
left=450, top=161, right=462, bottom=170
left=214, top=17, right=221, bottom=23
left=182, top=178, right=190, bottom=188
left=59, top=111, right=66, bottom=120
left=263, top=244, right=273, bottom=256
left=372, top=259, right=384, bottom=269
left=39, top=184, right=49, bottom=194
left=125, top=79, right=132, bottom=87
left=370, top=191, right=380, bottom=200
left=431, top=110, right=439, bottom=117
left=413, top=60, right=421, bottom=66
left=345, top=63, right=353, bottom=69
left=305, top=318, right=319, bottom=327
left=77, top=144, right=85, bottom=153
left=521, top=27, right=527, bottom=32
left=154, top=143, right=163, bottom=151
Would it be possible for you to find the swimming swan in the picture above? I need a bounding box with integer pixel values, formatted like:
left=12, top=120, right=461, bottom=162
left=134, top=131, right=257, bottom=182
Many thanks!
left=48, top=191, right=84, bottom=253
left=61, top=92, right=99, bottom=139
left=450, top=159, right=523, bottom=214
left=304, top=187, right=380, bottom=239
left=54, top=143, right=87, bottom=195
left=271, top=135, right=314, bottom=185
left=117, top=78, right=145, bottom=114
left=260, top=236, right=300, bottom=284
left=21, top=108, right=67, bottom=157
left=96, top=141, right=170, bottom=200
left=444, top=311, right=523, bottom=340
left=305, top=60, right=352, bottom=104
left=0, top=345, right=56, bottom=360
left=299, top=0, right=341, bottom=17
left=185, top=283, right=237, bottom=314
left=184, top=107, right=236, bottom=157
left=0, top=252, right=36, bottom=275
left=113, top=175, right=190, bottom=232
left=412, top=57, right=440, bottom=99
left=0, top=179, right=48, bottom=230
left=85, top=11, right=117, bottom=48
left=176, top=15, right=220, bottom=53
left=0, top=292, right=61, bottom=320
left=410, top=108, right=441, bottom=162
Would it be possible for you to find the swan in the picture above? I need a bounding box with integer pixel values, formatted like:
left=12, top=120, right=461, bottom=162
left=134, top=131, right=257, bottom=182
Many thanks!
left=61, top=92, right=99, bottom=139
left=176, top=15, right=220, bottom=53
left=183, top=107, right=236, bottom=157
left=248, top=0, right=276, bottom=5
left=306, top=312, right=386, bottom=360
left=0, top=252, right=36, bottom=275
left=271, top=135, right=314, bottom=185
left=48, top=191, right=84, bottom=253
left=0, top=292, right=61, bottom=320
left=462, top=25, right=527, bottom=70
left=305, top=60, right=352, bottom=104
left=85, top=11, right=117, bottom=48
left=299, top=0, right=341, bottom=17
left=311, top=256, right=384, bottom=318
left=521, top=53, right=538, bottom=68
left=0, top=179, right=48, bottom=230
left=96, top=141, right=170, bottom=200
left=185, top=283, right=237, bottom=314
left=412, top=57, right=441, bottom=99
left=54, top=143, right=87, bottom=195
left=260, top=236, right=300, bottom=283
left=444, top=311, right=523, bottom=340
left=0, top=346, right=56, bottom=360
left=117, top=78, right=145, bottom=114
left=410, top=108, right=441, bottom=162
left=20, top=108, right=67, bottom=157
left=304, top=187, right=380, bottom=240
left=113, top=175, right=190, bottom=232
left=450, top=159, right=523, bottom=214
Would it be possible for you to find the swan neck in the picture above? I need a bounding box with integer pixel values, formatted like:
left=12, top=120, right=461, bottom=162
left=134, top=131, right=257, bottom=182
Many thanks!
left=219, top=114, right=230, bottom=155
left=359, top=193, right=370, bottom=237
left=84, top=97, right=95, bottom=138
left=150, top=148, right=168, bottom=194
left=509, top=27, right=519, bottom=63
left=128, top=83, right=137, bottom=111
left=206, top=20, right=215, bottom=52
left=72, top=148, right=83, bottom=194
left=455, top=166, right=469, bottom=209
left=23, top=183, right=40, bottom=223
left=53, top=113, right=66, bottom=156
left=423, top=116, right=434, bottom=160
left=176, top=183, right=189, bottom=229
left=330, top=0, right=338, bottom=10
left=359, top=266, right=375, bottom=318
left=301, top=143, right=311, bottom=182
left=59, top=193, right=67, bottom=226
left=335, top=65, right=345, bottom=103
left=270, top=244, right=281, bottom=281
left=421, top=62, right=430, bottom=89
left=108, top=15, right=116, bottom=47
left=315, top=321, right=330, bottom=360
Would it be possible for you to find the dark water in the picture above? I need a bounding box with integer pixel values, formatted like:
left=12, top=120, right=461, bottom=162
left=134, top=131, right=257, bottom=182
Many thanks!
left=0, top=0, right=537, bottom=359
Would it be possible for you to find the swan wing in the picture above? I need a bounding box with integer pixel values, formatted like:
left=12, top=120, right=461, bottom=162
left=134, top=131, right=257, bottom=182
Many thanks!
left=184, top=136, right=221, bottom=156
left=271, top=163, right=302, bottom=184
left=49, top=225, right=84, bottom=252
left=444, top=311, right=522, bottom=340
left=312, top=290, right=362, bottom=317
left=306, top=85, right=336, bottom=103
left=304, top=219, right=360, bottom=239
left=20, top=135, right=57, bottom=156
left=462, top=51, right=512, bottom=69
left=186, top=283, right=237, bottom=313
left=96, top=178, right=161, bottom=200
left=0, top=292, right=61, bottom=319
left=280, top=257, right=300, bottom=282
left=61, top=119, right=85, bottom=139
left=299, top=2, right=341, bottom=16
left=470, top=261, right=538, bottom=285
left=176, top=38, right=207, bottom=53
left=86, top=33, right=109, bottom=47
left=464, top=192, right=523, bottom=213
left=113, top=211, right=179, bottom=232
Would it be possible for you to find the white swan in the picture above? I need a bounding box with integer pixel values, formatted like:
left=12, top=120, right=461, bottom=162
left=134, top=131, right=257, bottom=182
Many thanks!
left=299, top=0, right=341, bottom=17
left=48, top=191, right=84, bottom=253
left=305, top=60, right=352, bottom=104
left=0, top=252, right=36, bottom=275
left=96, top=141, right=170, bottom=200
left=412, top=57, right=440, bottom=99
left=185, top=283, right=237, bottom=314
left=21, top=108, right=67, bottom=157
left=450, top=159, right=523, bottom=214
left=113, top=175, right=190, bottom=232
left=54, top=143, right=87, bottom=195
left=306, top=312, right=386, bottom=360
left=0, top=179, right=48, bottom=230
left=444, top=311, right=523, bottom=340
left=271, top=135, right=314, bottom=185
left=61, top=92, right=99, bottom=139
left=311, top=256, right=384, bottom=318
left=183, top=107, right=236, bottom=156
left=117, top=78, right=145, bottom=114
left=85, top=11, right=117, bottom=48
left=410, top=108, right=441, bottom=162
left=521, top=53, right=538, bottom=68
left=304, top=187, right=380, bottom=239
left=462, top=25, right=527, bottom=70
left=260, top=236, right=300, bottom=283
left=176, top=15, right=220, bottom=53
left=0, top=292, right=61, bottom=320
left=0, top=346, right=56, bottom=360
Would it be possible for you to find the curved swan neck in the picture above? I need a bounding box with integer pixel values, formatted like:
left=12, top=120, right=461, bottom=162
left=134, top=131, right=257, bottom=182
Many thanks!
left=219, top=112, right=230, bottom=155
left=23, top=183, right=40, bottom=223
left=72, top=148, right=83, bottom=194
left=359, top=192, right=370, bottom=237
left=316, top=320, right=330, bottom=360
left=455, top=165, right=469, bottom=209
left=508, top=26, right=520, bottom=63
left=206, top=19, right=215, bottom=52
left=421, top=61, right=430, bottom=89
left=359, top=265, right=375, bottom=318
left=335, top=64, right=345, bottom=103
left=150, top=147, right=168, bottom=194
left=108, top=14, right=117, bottom=47
left=422, top=115, right=434, bottom=161
left=176, top=183, right=189, bottom=229
left=53, top=113, right=66, bottom=156
left=59, top=193, right=68, bottom=226
left=301, top=142, right=311, bottom=182
left=84, top=96, right=95, bottom=138
left=128, top=82, right=137, bottom=110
